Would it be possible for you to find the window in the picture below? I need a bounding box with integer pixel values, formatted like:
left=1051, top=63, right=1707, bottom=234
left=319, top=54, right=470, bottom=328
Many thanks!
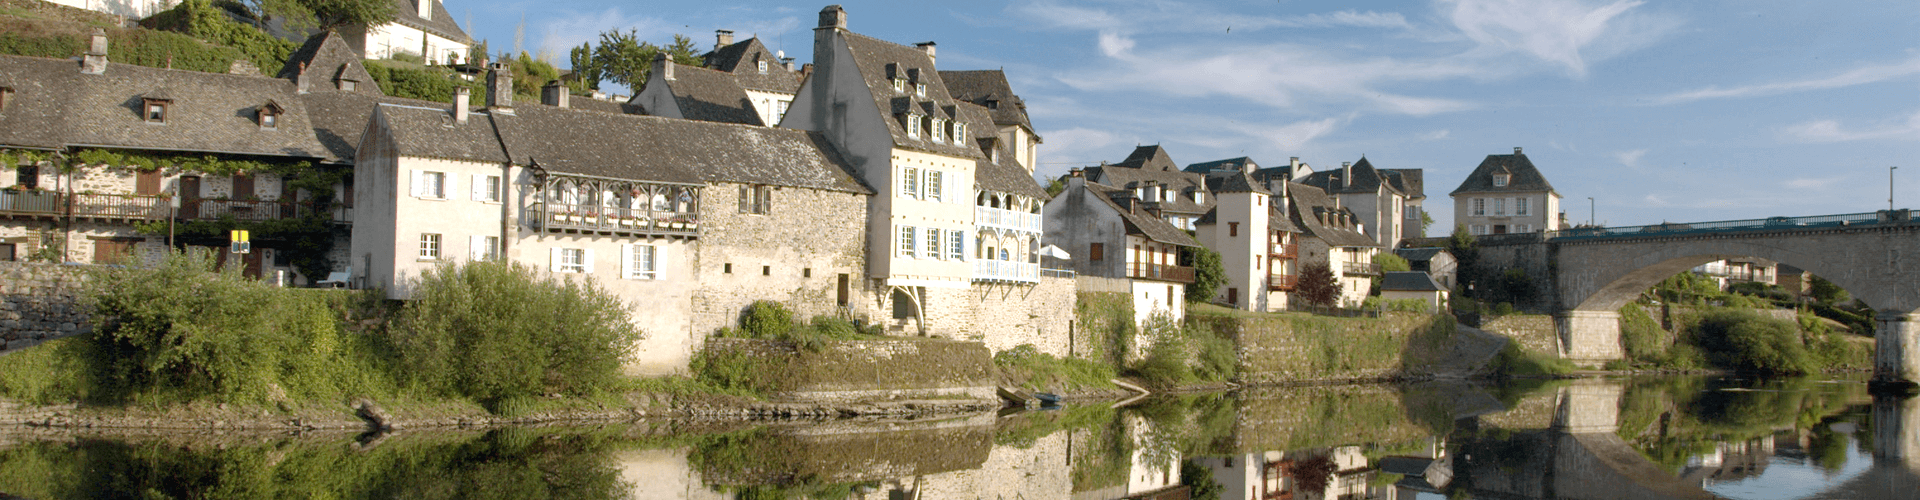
left=757, top=60, right=768, bottom=73
left=412, top=170, right=447, bottom=199
left=930, top=118, right=945, bottom=143
left=1229, top=222, right=1239, bottom=237
left=419, top=233, right=441, bottom=260
left=141, top=98, right=170, bottom=123
left=724, top=263, right=733, bottom=274
left=954, top=122, right=966, bottom=142
left=339, top=80, right=356, bottom=92
left=904, top=114, right=919, bottom=138
left=924, top=228, right=940, bottom=259
left=902, top=167, right=920, bottom=198
left=898, top=225, right=916, bottom=257
left=763, top=265, right=771, bottom=276
left=1406, top=205, right=1420, bottom=220
left=927, top=171, right=943, bottom=202
left=738, top=184, right=771, bottom=214
left=259, top=105, right=279, bottom=129
left=1193, top=191, right=1204, bottom=204
left=892, top=78, right=906, bottom=93
left=469, top=235, right=499, bottom=261
left=1493, top=198, right=1506, bottom=215
left=471, top=174, right=501, bottom=202
left=948, top=230, right=964, bottom=260
left=554, top=248, right=589, bottom=273
left=774, top=100, right=790, bottom=123
left=1493, top=174, right=1509, bottom=187
left=1472, top=198, right=1486, bottom=216
left=1470, top=224, right=1487, bottom=235
left=915, top=83, right=926, bottom=97
left=0, top=86, right=12, bottom=111
left=1515, top=197, right=1529, bottom=216
left=1516, top=224, right=1531, bottom=233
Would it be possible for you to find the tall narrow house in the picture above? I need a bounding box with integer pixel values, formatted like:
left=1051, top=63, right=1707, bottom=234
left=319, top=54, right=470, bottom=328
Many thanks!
left=1451, top=147, right=1561, bottom=235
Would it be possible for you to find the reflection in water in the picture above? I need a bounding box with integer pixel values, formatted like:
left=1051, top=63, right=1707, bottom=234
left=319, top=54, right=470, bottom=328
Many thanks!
left=4, top=378, right=1920, bottom=499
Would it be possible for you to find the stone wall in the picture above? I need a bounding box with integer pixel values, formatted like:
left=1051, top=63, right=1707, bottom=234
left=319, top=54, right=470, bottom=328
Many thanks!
left=691, top=184, right=875, bottom=338
left=1481, top=314, right=1561, bottom=357
left=915, top=277, right=1076, bottom=356
left=1472, top=234, right=1556, bottom=311
left=695, top=416, right=994, bottom=486
left=1204, top=312, right=1439, bottom=384
left=703, top=338, right=995, bottom=402
left=0, top=262, right=90, bottom=352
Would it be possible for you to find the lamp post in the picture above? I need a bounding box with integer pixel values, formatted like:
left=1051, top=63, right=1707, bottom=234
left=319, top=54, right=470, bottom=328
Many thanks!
left=1588, top=197, right=1595, bottom=226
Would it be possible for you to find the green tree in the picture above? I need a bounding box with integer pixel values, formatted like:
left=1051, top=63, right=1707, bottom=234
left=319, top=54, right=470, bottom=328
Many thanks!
left=573, top=30, right=703, bottom=91
left=301, top=0, right=397, bottom=30
left=1045, top=177, right=1066, bottom=197
left=1419, top=211, right=1435, bottom=236
left=1296, top=262, right=1339, bottom=307
left=1369, top=252, right=1411, bottom=296
left=1809, top=275, right=1849, bottom=305
left=1182, top=246, right=1226, bottom=303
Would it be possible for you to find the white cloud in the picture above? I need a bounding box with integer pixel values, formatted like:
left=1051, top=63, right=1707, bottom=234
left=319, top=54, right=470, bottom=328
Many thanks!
left=1013, top=1, right=1410, bottom=34
left=1421, top=129, right=1452, bottom=140
left=1256, top=117, right=1347, bottom=151
left=1657, top=57, right=1920, bottom=104
left=1612, top=148, right=1647, bottom=166
left=1441, top=0, right=1675, bottom=77
left=1786, top=178, right=1840, bottom=190
left=1779, top=109, right=1920, bottom=143
left=538, top=8, right=676, bottom=60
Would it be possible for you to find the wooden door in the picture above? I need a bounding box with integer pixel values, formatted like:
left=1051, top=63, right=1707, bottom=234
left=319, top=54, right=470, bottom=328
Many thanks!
left=92, top=239, right=132, bottom=264
left=135, top=170, right=162, bottom=195
left=178, top=176, right=201, bottom=219
left=231, top=174, right=255, bottom=200
left=837, top=273, right=850, bottom=306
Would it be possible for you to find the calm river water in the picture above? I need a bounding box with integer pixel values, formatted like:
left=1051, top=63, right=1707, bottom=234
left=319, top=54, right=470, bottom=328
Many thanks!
left=1, top=375, right=1914, bottom=500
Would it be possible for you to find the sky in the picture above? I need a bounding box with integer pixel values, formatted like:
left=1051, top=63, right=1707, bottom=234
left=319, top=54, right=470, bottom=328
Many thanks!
left=452, top=0, right=1920, bottom=233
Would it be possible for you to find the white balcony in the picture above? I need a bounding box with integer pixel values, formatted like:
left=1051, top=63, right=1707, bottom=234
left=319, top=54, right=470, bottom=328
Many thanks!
left=976, top=206, right=1042, bottom=233
left=973, top=259, right=1040, bottom=283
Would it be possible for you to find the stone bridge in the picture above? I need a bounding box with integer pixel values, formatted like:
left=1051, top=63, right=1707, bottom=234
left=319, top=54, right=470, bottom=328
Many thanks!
left=1467, top=210, right=1920, bottom=384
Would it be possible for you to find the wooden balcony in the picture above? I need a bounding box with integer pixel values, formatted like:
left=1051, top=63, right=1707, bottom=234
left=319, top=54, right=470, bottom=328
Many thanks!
left=530, top=203, right=698, bottom=238
left=1130, top=263, right=1196, bottom=283
left=181, top=199, right=295, bottom=221
left=1, top=191, right=169, bottom=221
left=975, top=205, right=1041, bottom=233
left=1269, top=274, right=1297, bottom=291
left=1342, top=262, right=1383, bottom=276
left=1270, top=243, right=1298, bottom=259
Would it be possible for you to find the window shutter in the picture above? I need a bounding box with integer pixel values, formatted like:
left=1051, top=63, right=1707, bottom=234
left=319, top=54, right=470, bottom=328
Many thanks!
left=550, top=247, right=563, bottom=272
left=410, top=170, right=423, bottom=198
left=620, top=244, right=634, bottom=279
left=583, top=249, right=596, bottom=273
left=471, top=174, right=486, bottom=201
left=469, top=235, right=485, bottom=261
left=738, top=185, right=749, bottom=213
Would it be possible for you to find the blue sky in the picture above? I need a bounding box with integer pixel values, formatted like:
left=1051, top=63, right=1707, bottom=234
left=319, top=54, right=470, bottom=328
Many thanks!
left=453, top=0, right=1919, bottom=233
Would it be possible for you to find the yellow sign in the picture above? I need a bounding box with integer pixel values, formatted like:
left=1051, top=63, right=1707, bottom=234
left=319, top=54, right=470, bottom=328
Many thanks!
left=229, top=230, right=251, bottom=254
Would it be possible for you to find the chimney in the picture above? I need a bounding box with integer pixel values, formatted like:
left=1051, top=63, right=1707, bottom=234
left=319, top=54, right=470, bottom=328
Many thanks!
left=782, top=57, right=796, bottom=71
left=715, top=30, right=735, bottom=49
left=1341, top=162, right=1352, bottom=188
left=653, top=53, right=674, bottom=82
left=819, top=5, right=847, bottom=29
left=1514, top=146, right=1523, bottom=155
left=453, top=87, right=470, bottom=123
left=916, top=41, right=936, bottom=63
left=541, top=80, right=569, bottom=108
left=416, top=0, right=432, bottom=20
left=80, top=29, right=108, bottom=75
left=485, top=62, right=513, bottom=110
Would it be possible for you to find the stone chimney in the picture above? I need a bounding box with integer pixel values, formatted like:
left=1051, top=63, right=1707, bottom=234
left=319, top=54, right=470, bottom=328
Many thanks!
left=916, top=42, right=936, bottom=63
left=80, top=29, right=108, bottom=75
left=417, top=0, right=432, bottom=20
left=1144, top=181, right=1160, bottom=202
left=541, top=80, right=569, bottom=108
left=453, top=87, right=470, bottom=123
left=819, top=5, right=847, bottom=29
left=485, top=62, right=513, bottom=110
left=653, top=53, right=674, bottom=81
left=1514, top=146, right=1523, bottom=155
left=715, top=30, right=735, bottom=49
left=1341, top=162, right=1353, bottom=188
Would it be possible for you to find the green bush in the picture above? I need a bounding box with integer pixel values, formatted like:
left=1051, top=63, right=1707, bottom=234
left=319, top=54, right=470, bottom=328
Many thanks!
left=81, top=250, right=385, bottom=404
left=1490, top=343, right=1575, bottom=378
left=1691, top=309, right=1813, bottom=374
left=738, top=300, right=795, bottom=338
left=392, top=260, right=643, bottom=411
left=1619, top=305, right=1669, bottom=363
left=141, top=0, right=296, bottom=71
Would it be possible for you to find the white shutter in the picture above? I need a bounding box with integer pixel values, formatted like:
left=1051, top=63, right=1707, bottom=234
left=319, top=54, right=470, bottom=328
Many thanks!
left=583, top=249, right=596, bottom=273
left=471, top=174, right=487, bottom=201
left=410, top=170, right=423, bottom=198
left=643, top=245, right=657, bottom=279
left=550, top=247, right=563, bottom=272
left=620, top=244, right=634, bottom=279
left=469, top=235, right=486, bottom=261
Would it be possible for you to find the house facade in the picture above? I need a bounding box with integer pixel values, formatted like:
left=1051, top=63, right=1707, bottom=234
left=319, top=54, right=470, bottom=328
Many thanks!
left=1043, top=170, right=1198, bottom=326
left=1194, top=171, right=1273, bottom=311
left=1288, top=182, right=1382, bottom=307
left=340, top=0, right=475, bottom=64
left=1451, top=147, right=1562, bottom=235
left=1296, top=157, right=1424, bottom=248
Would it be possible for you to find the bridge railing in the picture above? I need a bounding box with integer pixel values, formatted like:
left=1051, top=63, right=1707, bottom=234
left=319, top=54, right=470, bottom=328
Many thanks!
left=1545, top=210, right=1900, bottom=241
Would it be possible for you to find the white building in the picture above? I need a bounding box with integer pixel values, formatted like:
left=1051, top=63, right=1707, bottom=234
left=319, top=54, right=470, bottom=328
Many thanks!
left=1451, top=147, right=1563, bottom=236
left=339, top=0, right=474, bottom=64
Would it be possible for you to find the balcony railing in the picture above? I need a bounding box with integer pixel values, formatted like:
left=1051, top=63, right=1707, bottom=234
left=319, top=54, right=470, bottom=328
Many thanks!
left=183, top=199, right=295, bottom=221
left=1270, top=243, right=1298, bottom=259
left=1269, top=274, right=1297, bottom=291
left=1342, top=262, right=1383, bottom=276
left=975, top=206, right=1041, bottom=233
left=530, top=203, right=699, bottom=237
left=973, top=259, right=1040, bottom=283
left=2, top=191, right=170, bottom=220
left=0, top=190, right=66, bottom=216
left=1130, top=263, right=1196, bottom=283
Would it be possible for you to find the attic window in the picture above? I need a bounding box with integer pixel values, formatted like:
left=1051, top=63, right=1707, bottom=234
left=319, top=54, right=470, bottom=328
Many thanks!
left=904, top=113, right=920, bottom=139
left=0, top=86, right=11, bottom=111
left=930, top=118, right=945, bottom=143
left=1493, top=174, right=1509, bottom=187
left=953, top=122, right=966, bottom=143
left=984, top=99, right=997, bottom=110
left=757, top=60, right=768, bottom=74
left=142, top=98, right=170, bottom=123
left=892, top=78, right=906, bottom=93
left=914, top=83, right=926, bottom=97
left=338, top=79, right=357, bottom=92
left=257, top=103, right=281, bottom=129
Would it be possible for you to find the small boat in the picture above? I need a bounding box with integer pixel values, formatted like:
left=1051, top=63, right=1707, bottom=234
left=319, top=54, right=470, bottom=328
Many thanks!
left=1032, top=392, right=1061, bottom=406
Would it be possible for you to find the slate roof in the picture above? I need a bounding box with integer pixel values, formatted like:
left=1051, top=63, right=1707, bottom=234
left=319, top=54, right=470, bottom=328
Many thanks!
left=1115, top=145, right=1180, bottom=171
left=300, top=91, right=454, bottom=162
left=937, top=69, right=1033, bottom=133
left=548, top=95, right=637, bottom=115
left=1381, top=271, right=1445, bottom=292
left=372, top=103, right=507, bottom=164
left=839, top=32, right=983, bottom=159
left=637, top=63, right=765, bottom=126
left=1204, top=170, right=1268, bottom=194
left=1394, top=247, right=1449, bottom=263
left=278, top=31, right=382, bottom=97
left=0, top=56, right=78, bottom=150
left=1382, top=168, right=1424, bottom=199
left=490, top=105, right=869, bottom=194
left=702, top=37, right=802, bottom=94
left=963, top=101, right=1047, bottom=199
left=1084, top=146, right=1213, bottom=216
left=38, top=56, right=331, bottom=159
left=1184, top=156, right=1257, bottom=174
left=1270, top=206, right=1300, bottom=233
left=1450, top=150, right=1557, bottom=196
left=387, top=0, right=472, bottom=45
left=1298, top=157, right=1401, bottom=196
left=1288, top=182, right=1380, bottom=248
left=1083, top=181, right=1198, bottom=247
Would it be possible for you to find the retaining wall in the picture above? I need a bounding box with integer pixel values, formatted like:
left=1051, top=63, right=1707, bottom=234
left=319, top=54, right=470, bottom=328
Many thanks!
left=0, top=262, right=90, bottom=352
left=702, top=338, right=996, bottom=403
left=1198, top=312, right=1439, bottom=384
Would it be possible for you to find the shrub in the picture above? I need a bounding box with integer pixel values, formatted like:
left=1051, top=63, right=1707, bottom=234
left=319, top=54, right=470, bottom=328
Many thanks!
left=1490, top=343, right=1575, bottom=378
left=1690, top=309, right=1813, bottom=374
left=1619, top=305, right=1669, bottom=362
left=392, top=261, right=643, bottom=411
left=738, top=300, right=795, bottom=338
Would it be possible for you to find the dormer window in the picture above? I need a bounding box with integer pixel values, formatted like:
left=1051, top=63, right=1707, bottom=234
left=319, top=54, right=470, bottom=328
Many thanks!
left=914, top=83, right=926, bottom=97
left=930, top=118, right=945, bottom=143
left=142, top=98, right=170, bottom=123
left=904, top=113, right=920, bottom=139
left=0, top=86, right=12, bottom=111
left=984, top=99, right=997, bottom=110
left=892, top=78, right=906, bottom=93
left=1193, top=191, right=1205, bottom=204
left=1493, top=174, right=1509, bottom=187
left=757, top=60, right=768, bottom=74
left=257, top=102, right=282, bottom=129
left=954, top=122, right=966, bottom=142
left=338, top=79, right=357, bottom=92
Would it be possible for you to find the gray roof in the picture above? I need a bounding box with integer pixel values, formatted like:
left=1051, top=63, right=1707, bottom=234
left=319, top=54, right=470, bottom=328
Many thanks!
left=491, top=105, right=869, bottom=194
left=1204, top=170, right=1268, bottom=194
left=301, top=91, right=455, bottom=162
left=702, top=37, right=802, bottom=94
left=279, top=31, right=382, bottom=97
left=639, top=63, right=765, bottom=126
left=1288, top=182, right=1380, bottom=248
left=372, top=103, right=508, bottom=164
left=1184, top=156, right=1257, bottom=174
left=1298, top=157, right=1401, bottom=196
left=937, top=69, right=1033, bottom=133
left=1382, top=168, right=1424, bottom=199
left=839, top=32, right=984, bottom=159
left=1394, top=247, right=1450, bottom=263
left=1084, top=182, right=1198, bottom=247
left=1381, top=271, right=1445, bottom=292
left=386, top=0, right=472, bottom=45
left=1269, top=206, right=1300, bottom=233
left=1450, top=150, right=1557, bottom=196
left=0, top=56, right=78, bottom=150
left=1084, top=146, right=1213, bottom=216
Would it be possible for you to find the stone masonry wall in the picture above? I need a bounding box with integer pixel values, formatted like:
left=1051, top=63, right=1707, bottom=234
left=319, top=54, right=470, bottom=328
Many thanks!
left=0, top=262, right=90, bottom=352
left=1481, top=314, right=1561, bottom=357
left=917, top=277, right=1076, bottom=356
left=1206, top=312, right=1437, bottom=384
left=691, top=184, right=875, bottom=339
left=703, top=338, right=995, bottom=403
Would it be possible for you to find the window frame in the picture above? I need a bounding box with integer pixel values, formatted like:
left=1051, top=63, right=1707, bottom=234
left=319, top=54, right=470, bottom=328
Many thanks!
left=142, top=98, right=170, bottom=123
left=624, top=243, right=658, bottom=280
left=948, top=229, right=965, bottom=261
left=1515, top=197, right=1529, bottom=216
left=558, top=248, right=587, bottom=273
left=418, top=233, right=442, bottom=260
left=898, top=225, right=916, bottom=257
left=924, top=227, right=940, bottom=259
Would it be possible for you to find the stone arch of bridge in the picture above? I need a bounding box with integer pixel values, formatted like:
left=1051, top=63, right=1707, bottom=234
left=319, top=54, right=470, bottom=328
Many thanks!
left=1567, top=247, right=1894, bottom=315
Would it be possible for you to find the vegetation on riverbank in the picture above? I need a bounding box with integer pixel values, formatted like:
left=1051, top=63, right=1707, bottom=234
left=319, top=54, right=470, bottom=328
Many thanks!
left=1609, top=272, right=1871, bottom=374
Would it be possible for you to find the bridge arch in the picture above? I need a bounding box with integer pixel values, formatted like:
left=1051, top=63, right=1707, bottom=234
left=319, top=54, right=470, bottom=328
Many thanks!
left=1564, top=241, right=1893, bottom=314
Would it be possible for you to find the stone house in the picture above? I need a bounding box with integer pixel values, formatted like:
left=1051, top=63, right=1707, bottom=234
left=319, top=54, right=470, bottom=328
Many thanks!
left=1287, top=182, right=1382, bottom=307
left=1082, top=145, right=1212, bottom=231
left=1296, top=157, right=1425, bottom=248
left=1451, top=147, right=1562, bottom=235
left=340, top=0, right=475, bottom=64
left=1194, top=171, right=1275, bottom=311
left=630, top=55, right=774, bottom=127
left=1043, top=170, right=1198, bottom=326
left=939, top=69, right=1041, bottom=173
left=1395, top=246, right=1458, bottom=290
left=700, top=31, right=802, bottom=127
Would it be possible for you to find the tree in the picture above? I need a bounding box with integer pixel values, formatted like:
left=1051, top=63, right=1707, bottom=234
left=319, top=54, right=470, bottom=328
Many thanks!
left=1182, top=246, right=1226, bottom=303
left=1809, top=275, right=1849, bottom=305
left=1296, top=262, right=1339, bottom=308
left=1445, top=224, right=1481, bottom=297
left=573, top=30, right=703, bottom=91
left=1420, top=211, right=1435, bottom=236
left=1044, top=177, right=1066, bottom=197
left=1369, top=252, right=1411, bottom=296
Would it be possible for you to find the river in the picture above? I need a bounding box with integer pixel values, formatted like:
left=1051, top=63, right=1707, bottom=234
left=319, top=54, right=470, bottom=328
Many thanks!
left=0, top=375, right=1913, bottom=500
